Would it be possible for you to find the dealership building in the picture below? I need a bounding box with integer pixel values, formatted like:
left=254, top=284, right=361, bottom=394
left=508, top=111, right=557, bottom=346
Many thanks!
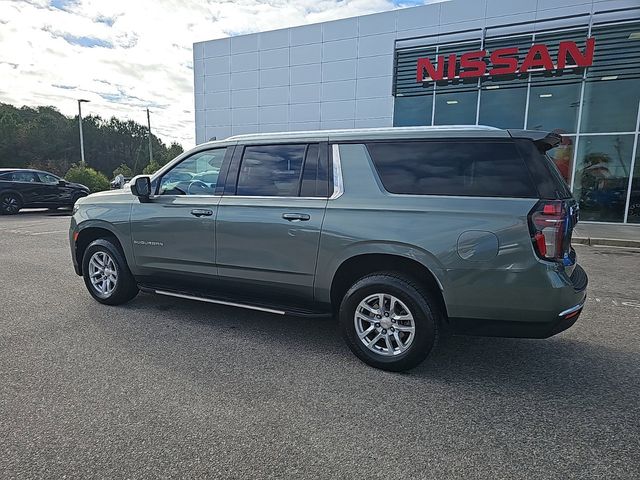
left=193, top=0, right=640, bottom=224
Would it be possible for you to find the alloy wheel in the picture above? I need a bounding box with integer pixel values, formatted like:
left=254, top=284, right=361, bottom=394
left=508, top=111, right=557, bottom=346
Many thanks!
left=1, top=195, right=20, bottom=214
left=354, top=293, right=415, bottom=356
left=88, top=251, right=118, bottom=297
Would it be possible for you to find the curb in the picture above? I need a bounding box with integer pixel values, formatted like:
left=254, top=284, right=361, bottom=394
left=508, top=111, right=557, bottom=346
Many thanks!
left=573, top=237, right=640, bottom=248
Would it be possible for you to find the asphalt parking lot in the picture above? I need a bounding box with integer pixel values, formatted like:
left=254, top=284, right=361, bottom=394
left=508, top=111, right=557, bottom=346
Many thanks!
left=1, top=211, right=639, bottom=479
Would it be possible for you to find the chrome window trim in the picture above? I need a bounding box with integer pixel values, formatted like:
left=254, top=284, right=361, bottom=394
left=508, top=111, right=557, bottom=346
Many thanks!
left=330, top=144, right=344, bottom=200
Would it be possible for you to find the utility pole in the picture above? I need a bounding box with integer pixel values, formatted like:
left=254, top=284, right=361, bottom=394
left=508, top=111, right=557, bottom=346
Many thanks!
left=146, top=108, right=153, bottom=165
left=77, top=99, right=90, bottom=165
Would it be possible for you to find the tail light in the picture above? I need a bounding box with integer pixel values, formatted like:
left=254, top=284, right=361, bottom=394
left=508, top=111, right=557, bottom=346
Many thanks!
left=528, top=200, right=573, bottom=263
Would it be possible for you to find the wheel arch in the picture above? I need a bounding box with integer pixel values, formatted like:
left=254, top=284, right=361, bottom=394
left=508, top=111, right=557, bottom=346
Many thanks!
left=74, top=223, right=127, bottom=275
left=1, top=188, right=25, bottom=204
left=328, top=249, right=449, bottom=320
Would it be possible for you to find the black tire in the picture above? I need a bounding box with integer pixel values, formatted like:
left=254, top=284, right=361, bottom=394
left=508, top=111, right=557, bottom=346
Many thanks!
left=339, top=273, right=440, bottom=372
left=82, top=238, right=139, bottom=305
left=0, top=192, right=22, bottom=215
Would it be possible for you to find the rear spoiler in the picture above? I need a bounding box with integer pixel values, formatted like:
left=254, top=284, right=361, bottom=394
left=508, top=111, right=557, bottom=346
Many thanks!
left=507, top=130, right=562, bottom=152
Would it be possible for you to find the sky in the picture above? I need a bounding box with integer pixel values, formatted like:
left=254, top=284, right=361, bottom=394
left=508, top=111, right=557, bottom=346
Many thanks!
left=0, top=0, right=434, bottom=148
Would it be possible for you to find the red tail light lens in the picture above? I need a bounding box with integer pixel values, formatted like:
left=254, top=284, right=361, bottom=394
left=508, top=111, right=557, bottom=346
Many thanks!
left=529, top=200, right=568, bottom=261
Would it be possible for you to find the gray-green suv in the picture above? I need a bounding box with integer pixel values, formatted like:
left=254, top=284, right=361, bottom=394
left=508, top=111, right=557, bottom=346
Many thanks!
left=69, top=126, right=587, bottom=371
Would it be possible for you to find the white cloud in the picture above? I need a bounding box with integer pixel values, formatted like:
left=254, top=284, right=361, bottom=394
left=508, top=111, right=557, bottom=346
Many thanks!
left=0, top=0, right=431, bottom=148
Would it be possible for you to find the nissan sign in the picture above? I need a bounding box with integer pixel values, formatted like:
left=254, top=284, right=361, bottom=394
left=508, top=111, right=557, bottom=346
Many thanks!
left=416, top=38, right=595, bottom=82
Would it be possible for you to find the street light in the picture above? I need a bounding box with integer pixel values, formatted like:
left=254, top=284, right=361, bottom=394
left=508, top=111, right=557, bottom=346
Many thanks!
left=77, top=99, right=90, bottom=165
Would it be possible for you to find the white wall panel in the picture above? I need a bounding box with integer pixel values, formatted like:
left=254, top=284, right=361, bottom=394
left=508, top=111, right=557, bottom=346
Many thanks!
left=231, top=35, right=258, bottom=54
left=230, top=52, right=258, bottom=73
left=322, top=59, right=357, bottom=82
left=231, top=89, right=258, bottom=108
left=204, top=74, right=230, bottom=93
left=259, top=68, right=289, bottom=88
left=321, top=80, right=356, bottom=102
left=290, top=64, right=321, bottom=85
left=322, top=39, right=358, bottom=62
left=290, top=84, right=321, bottom=104
left=358, top=11, right=396, bottom=36
left=322, top=17, right=358, bottom=41
left=321, top=100, right=356, bottom=121
left=290, top=23, right=322, bottom=46
left=259, top=29, right=289, bottom=50
left=259, top=48, right=289, bottom=69
left=231, top=71, right=258, bottom=90
left=291, top=44, right=322, bottom=65
left=259, top=105, right=289, bottom=124
left=259, top=86, right=289, bottom=106
left=204, top=56, right=230, bottom=76
left=290, top=103, right=321, bottom=122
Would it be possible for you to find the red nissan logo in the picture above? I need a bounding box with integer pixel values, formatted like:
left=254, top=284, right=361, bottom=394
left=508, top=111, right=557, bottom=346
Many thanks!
left=416, top=38, right=596, bottom=83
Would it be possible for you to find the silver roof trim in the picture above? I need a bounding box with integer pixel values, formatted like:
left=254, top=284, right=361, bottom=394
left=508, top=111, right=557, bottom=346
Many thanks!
left=218, top=125, right=505, bottom=144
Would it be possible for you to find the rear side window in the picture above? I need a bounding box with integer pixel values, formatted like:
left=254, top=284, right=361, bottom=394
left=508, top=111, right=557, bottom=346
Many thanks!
left=514, top=138, right=572, bottom=199
left=366, top=140, right=537, bottom=198
left=236, top=144, right=306, bottom=197
left=10, top=171, right=38, bottom=183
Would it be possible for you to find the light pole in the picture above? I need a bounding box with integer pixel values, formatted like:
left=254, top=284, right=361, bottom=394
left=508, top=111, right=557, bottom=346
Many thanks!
left=77, top=99, right=90, bottom=166
left=146, top=107, right=153, bottom=165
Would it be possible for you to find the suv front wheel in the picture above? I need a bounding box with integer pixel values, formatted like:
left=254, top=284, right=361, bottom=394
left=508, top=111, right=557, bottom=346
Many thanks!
left=339, top=273, right=440, bottom=372
left=82, top=238, right=139, bottom=305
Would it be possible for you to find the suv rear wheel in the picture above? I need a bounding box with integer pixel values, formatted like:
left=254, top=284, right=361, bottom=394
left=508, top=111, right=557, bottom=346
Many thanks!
left=82, top=238, right=139, bottom=305
left=339, top=273, right=440, bottom=372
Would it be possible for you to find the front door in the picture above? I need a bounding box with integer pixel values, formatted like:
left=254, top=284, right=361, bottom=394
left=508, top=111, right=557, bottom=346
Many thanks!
left=130, top=146, right=231, bottom=290
left=35, top=171, right=73, bottom=205
left=216, top=142, right=329, bottom=303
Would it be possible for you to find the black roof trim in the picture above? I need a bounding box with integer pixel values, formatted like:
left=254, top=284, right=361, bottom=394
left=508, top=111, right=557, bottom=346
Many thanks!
left=507, top=130, right=562, bottom=152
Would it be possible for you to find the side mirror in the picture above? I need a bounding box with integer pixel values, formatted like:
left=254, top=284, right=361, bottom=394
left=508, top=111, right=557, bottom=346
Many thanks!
left=131, top=175, right=152, bottom=201
left=58, top=179, right=67, bottom=186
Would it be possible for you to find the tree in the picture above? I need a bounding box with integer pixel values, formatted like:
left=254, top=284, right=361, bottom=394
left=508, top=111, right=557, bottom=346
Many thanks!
left=142, top=160, right=161, bottom=175
left=65, top=164, right=110, bottom=192
left=113, top=163, right=133, bottom=178
left=0, top=102, right=184, bottom=179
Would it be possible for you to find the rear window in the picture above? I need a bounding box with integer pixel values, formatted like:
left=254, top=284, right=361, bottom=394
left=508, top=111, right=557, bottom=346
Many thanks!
left=366, top=140, right=537, bottom=198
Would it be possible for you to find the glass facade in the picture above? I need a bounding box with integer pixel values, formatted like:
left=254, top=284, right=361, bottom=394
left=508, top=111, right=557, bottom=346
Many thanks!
left=393, top=18, right=640, bottom=223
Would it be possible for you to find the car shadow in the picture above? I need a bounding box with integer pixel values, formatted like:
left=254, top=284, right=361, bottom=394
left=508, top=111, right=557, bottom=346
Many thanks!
left=90, top=292, right=638, bottom=410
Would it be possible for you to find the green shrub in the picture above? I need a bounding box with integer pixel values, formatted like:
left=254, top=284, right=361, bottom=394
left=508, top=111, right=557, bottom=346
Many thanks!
left=65, top=164, right=110, bottom=193
left=112, top=163, right=133, bottom=178
left=142, top=160, right=161, bottom=175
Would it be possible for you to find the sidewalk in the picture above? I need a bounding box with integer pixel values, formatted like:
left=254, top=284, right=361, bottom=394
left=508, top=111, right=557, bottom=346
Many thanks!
left=573, top=222, right=640, bottom=248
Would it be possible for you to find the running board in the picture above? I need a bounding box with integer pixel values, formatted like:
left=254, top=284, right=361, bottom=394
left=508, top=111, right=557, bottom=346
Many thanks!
left=140, top=286, right=331, bottom=318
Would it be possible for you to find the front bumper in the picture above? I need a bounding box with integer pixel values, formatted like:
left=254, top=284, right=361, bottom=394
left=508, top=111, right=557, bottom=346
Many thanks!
left=69, top=221, right=82, bottom=276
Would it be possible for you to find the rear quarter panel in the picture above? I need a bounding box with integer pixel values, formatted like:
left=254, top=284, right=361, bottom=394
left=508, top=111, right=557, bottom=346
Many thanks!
left=316, top=143, right=566, bottom=323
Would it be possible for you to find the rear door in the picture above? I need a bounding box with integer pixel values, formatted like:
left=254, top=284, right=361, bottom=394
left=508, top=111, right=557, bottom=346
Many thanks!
left=215, top=142, right=330, bottom=303
left=8, top=171, right=42, bottom=205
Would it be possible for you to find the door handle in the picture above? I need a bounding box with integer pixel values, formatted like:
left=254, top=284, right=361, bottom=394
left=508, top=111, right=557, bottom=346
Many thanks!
left=282, top=213, right=310, bottom=221
left=191, top=208, right=213, bottom=217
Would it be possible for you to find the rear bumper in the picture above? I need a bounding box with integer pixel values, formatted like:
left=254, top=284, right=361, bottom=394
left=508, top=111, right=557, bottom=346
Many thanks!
left=450, top=302, right=584, bottom=338
left=451, top=263, right=588, bottom=339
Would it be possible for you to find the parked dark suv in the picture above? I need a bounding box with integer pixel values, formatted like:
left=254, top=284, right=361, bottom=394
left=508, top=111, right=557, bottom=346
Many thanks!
left=0, top=168, right=89, bottom=214
left=69, top=126, right=588, bottom=371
